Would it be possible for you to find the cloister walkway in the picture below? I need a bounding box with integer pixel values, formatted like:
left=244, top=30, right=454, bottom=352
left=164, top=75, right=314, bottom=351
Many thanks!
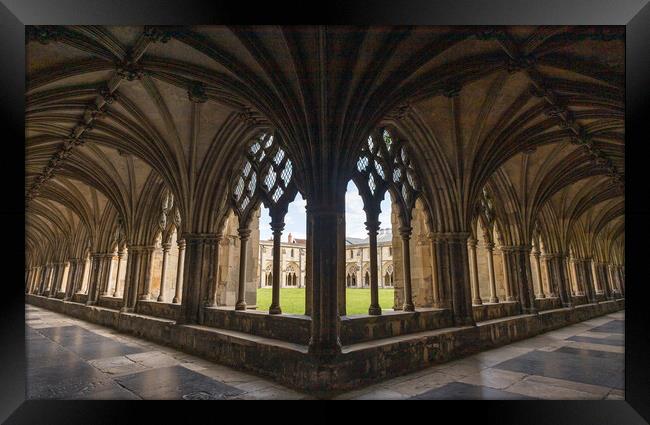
left=26, top=305, right=624, bottom=400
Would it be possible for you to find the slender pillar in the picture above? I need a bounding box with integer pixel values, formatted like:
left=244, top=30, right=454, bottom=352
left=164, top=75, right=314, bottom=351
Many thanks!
left=112, top=249, right=125, bottom=297
left=172, top=240, right=185, bottom=303
left=157, top=243, right=171, bottom=302
left=366, top=218, right=381, bottom=315
left=207, top=236, right=223, bottom=307
left=468, top=238, right=482, bottom=305
left=552, top=254, right=572, bottom=308
left=399, top=226, right=415, bottom=312
left=269, top=222, right=284, bottom=314
left=138, top=247, right=155, bottom=301
left=485, top=242, right=499, bottom=303
left=235, top=228, right=251, bottom=310
left=532, top=247, right=545, bottom=298
left=307, top=202, right=342, bottom=358
left=501, top=248, right=515, bottom=301
left=304, top=205, right=312, bottom=316
left=99, top=254, right=114, bottom=297
left=428, top=233, right=442, bottom=308
left=86, top=254, right=102, bottom=305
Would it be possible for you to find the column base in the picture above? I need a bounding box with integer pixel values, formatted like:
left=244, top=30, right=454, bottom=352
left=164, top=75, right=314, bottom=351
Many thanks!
left=157, top=296, right=165, bottom=302
left=120, top=306, right=134, bottom=313
left=402, top=303, right=415, bottom=312
left=536, top=294, right=546, bottom=299
left=269, top=306, right=282, bottom=315
left=472, top=299, right=483, bottom=306
left=489, top=297, right=499, bottom=304
left=139, top=294, right=151, bottom=301
left=172, top=298, right=180, bottom=304
left=454, top=315, right=475, bottom=326
left=307, top=340, right=342, bottom=359
left=506, top=296, right=517, bottom=302
left=368, top=305, right=382, bottom=315
left=235, top=301, right=247, bottom=310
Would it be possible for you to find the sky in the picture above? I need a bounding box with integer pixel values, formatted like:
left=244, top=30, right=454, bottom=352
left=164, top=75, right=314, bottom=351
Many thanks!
left=259, top=181, right=392, bottom=241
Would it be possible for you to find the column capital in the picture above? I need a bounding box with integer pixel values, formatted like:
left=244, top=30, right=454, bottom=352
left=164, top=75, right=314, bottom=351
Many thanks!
left=270, top=220, right=286, bottom=234
left=467, top=237, right=478, bottom=248
left=484, top=241, right=495, bottom=251
left=161, top=242, right=172, bottom=252
left=398, top=226, right=412, bottom=239
left=238, top=227, right=252, bottom=240
left=364, top=219, right=381, bottom=234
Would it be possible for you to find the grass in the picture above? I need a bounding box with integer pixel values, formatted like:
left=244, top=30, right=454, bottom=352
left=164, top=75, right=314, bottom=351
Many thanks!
left=256, top=287, right=396, bottom=315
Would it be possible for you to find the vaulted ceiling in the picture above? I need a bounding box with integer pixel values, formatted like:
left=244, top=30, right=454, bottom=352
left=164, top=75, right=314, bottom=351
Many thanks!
left=25, top=25, right=624, bottom=263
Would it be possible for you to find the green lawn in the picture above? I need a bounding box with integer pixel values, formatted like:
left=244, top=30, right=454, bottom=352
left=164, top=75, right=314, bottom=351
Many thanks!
left=256, top=287, right=395, bottom=315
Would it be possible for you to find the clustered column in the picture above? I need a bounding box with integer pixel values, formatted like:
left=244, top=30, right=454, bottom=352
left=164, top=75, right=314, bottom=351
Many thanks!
left=157, top=243, right=172, bottom=302
left=172, top=240, right=185, bottom=304
left=468, top=237, right=482, bottom=305
left=485, top=242, right=499, bottom=303
left=399, top=225, right=415, bottom=312
left=269, top=221, right=284, bottom=314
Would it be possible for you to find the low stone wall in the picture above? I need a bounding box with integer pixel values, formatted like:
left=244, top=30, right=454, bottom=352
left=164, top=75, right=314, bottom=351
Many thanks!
left=136, top=300, right=180, bottom=321
left=471, top=301, right=520, bottom=322
left=25, top=294, right=624, bottom=394
left=98, top=296, right=123, bottom=311
left=71, top=293, right=88, bottom=304
left=534, top=296, right=563, bottom=311
left=571, top=295, right=589, bottom=305
left=202, top=308, right=311, bottom=345
left=340, top=309, right=453, bottom=345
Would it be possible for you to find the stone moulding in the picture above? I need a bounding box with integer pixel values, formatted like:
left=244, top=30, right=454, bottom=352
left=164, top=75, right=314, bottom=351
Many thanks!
left=25, top=294, right=624, bottom=395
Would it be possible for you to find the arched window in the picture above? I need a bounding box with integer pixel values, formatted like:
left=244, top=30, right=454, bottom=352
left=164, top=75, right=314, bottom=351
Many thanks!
left=351, top=128, right=421, bottom=313
left=231, top=132, right=298, bottom=312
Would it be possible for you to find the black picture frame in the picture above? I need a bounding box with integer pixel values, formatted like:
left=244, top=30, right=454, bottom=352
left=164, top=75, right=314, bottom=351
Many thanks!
left=1, top=0, right=648, bottom=422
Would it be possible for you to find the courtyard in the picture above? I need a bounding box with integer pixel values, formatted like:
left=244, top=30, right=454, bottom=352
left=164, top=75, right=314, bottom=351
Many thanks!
left=256, top=288, right=395, bottom=315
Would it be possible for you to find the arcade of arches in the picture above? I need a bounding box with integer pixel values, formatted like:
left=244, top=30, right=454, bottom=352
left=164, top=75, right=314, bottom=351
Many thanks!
left=25, top=25, right=625, bottom=392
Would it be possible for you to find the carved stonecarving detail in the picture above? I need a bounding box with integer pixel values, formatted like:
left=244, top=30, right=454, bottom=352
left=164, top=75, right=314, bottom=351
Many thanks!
left=99, top=86, right=116, bottom=104
left=26, top=26, right=63, bottom=45
left=116, top=59, right=147, bottom=81
left=442, top=81, right=462, bottom=98
left=188, top=81, right=208, bottom=103
left=387, top=102, right=412, bottom=121
left=237, top=107, right=259, bottom=128
left=507, top=55, right=536, bottom=74
left=143, top=26, right=175, bottom=44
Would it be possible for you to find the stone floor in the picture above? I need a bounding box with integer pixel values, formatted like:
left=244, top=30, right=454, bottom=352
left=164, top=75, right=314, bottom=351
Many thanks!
left=25, top=304, right=625, bottom=400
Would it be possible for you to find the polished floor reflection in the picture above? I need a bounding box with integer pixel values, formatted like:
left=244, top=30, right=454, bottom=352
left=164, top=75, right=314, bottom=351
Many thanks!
left=26, top=305, right=625, bottom=400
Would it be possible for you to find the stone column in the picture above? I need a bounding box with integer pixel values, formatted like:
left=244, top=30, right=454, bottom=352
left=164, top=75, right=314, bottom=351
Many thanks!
left=178, top=235, right=218, bottom=323
left=307, top=203, right=342, bottom=358
left=121, top=246, right=154, bottom=312
left=337, top=206, right=347, bottom=315
left=513, top=246, right=537, bottom=314
left=366, top=218, right=381, bottom=315
left=156, top=243, right=171, bottom=302
left=442, top=233, right=475, bottom=326
left=207, top=236, right=223, bottom=307
left=235, top=228, right=251, bottom=310
left=172, top=240, right=185, bottom=304
left=485, top=242, right=499, bottom=303
left=48, top=263, right=61, bottom=298
left=269, top=222, right=284, bottom=314
left=63, top=260, right=75, bottom=300
left=598, top=262, right=613, bottom=300
left=582, top=258, right=597, bottom=303
left=304, top=205, right=312, bottom=316
left=532, top=247, right=545, bottom=298
left=99, top=254, right=114, bottom=297
left=399, top=226, right=415, bottom=312
left=86, top=255, right=102, bottom=305
left=549, top=254, right=572, bottom=308
left=112, top=249, right=125, bottom=297
left=138, top=247, right=155, bottom=301
left=468, top=238, right=482, bottom=305
left=428, top=233, right=443, bottom=308
left=500, top=248, right=515, bottom=302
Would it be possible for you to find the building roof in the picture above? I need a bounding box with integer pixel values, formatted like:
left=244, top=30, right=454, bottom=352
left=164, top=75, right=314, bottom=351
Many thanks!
left=345, top=228, right=392, bottom=246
